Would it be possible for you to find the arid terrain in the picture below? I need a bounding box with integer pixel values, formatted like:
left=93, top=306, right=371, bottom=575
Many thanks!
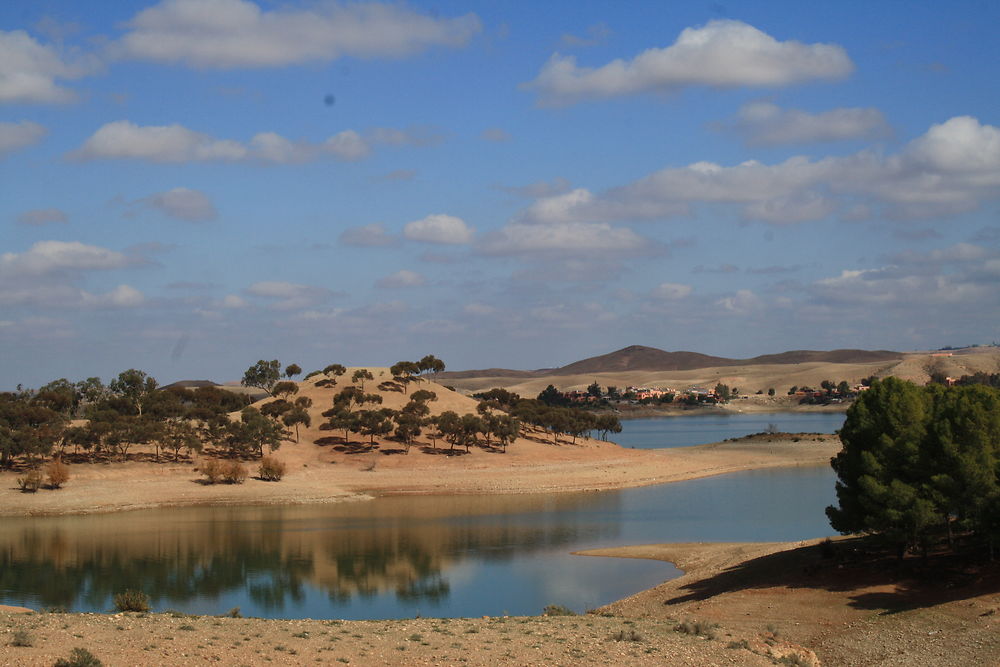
left=2, top=360, right=998, bottom=665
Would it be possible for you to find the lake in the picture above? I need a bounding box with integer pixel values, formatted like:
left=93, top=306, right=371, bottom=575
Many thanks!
left=0, top=466, right=838, bottom=620
left=613, top=411, right=846, bottom=449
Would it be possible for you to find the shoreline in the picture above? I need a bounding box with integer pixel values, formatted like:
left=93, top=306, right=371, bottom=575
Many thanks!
left=0, top=433, right=840, bottom=518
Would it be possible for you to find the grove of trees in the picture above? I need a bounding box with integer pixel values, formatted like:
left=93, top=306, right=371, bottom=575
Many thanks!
left=827, top=377, right=1000, bottom=558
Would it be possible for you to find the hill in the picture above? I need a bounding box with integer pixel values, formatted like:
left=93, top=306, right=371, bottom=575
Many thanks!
left=436, top=345, right=902, bottom=379
left=435, top=345, right=1000, bottom=398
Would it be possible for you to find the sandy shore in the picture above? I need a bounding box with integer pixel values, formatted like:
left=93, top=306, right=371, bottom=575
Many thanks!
left=0, top=433, right=839, bottom=517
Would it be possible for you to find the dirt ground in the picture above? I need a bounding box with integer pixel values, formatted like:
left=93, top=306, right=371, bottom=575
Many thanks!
left=0, top=432, right=840, bottom=517
left=587, top=539, right=1000, bottom=666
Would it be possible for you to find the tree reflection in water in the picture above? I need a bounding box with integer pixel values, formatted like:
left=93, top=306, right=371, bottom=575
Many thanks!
left=0, top=492, right=620, bottom=615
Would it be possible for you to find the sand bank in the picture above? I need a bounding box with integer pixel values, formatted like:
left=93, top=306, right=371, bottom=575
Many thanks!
left=0, top=433, right=839, bottom=517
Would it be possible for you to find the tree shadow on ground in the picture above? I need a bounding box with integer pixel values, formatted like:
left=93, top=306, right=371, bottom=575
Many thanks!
left=417, top=445, right=467, bottom=456
left=663, top=536, right=1000, bottom=615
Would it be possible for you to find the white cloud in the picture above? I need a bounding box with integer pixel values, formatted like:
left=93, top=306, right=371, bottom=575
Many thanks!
left=0, top=30, right=92, bottom=104
left=339, top=223, right=396, bottom=247
left=404, top=214, right=474, bottom=245
left=525, top=20, right=852, bottom=105
left=479, top=222, right=651, bottom=256
left=116, top=0, right=482, bottom=68
left=324, top=130, right=369, bottom=161
left=513, top=116, right=1000, bottom=224
left=0, top=240, right=132, bottom=275
left=716, top=289, right=761, bottom=314
left=376, top=269, right=426, bottom=288
left=650, top=282, right=692, bottom=300
left=72, top=120, right=247, bottom=163
left=727, top=102, right=890, bottom=146
left=811, top=244, right=1000, bottom=308
left=16, top=208, right=67, bottom=226
left=0, top=120, right=46, bottom=156
left=144, top=187, right=217, bottom=221
left=72, top=121, right=434, bottom=164
left=81, top=284, right=145, bottom=308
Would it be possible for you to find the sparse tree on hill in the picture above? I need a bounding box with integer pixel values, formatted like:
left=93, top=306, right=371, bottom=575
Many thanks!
left=768, top=387, right=775, bottom=396
left=352, top=369, right=374, bottom=392
left=394, top=412, right=422, bottom=452
left=417, top=355, right=446, bottom=377
left=323, top=364, right=347, bottom=379
left=390, top=361, right=420, bottom=393
left=333, top=386, right=363, bottom=411
left=272, top=381, right=299, bottom=400
left=242, top=360, right=282, bottom=396
left=238, top=406, right=286, bottom=457
left=357, top=408, right=394, bottom=446
left=282, top=406, right=311, bottom=443
left=326, top=407, right=358, bottom=445
left=410, top=389, right=437, bottom=403
left=284, top=363, right=302, bottom=379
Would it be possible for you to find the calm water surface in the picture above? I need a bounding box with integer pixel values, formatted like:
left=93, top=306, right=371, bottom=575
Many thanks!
left=614, top=411, right=846, bottom=449
left=0, top=467, right=837, bottom=619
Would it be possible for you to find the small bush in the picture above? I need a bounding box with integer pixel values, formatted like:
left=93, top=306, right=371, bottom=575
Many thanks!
left=222, top=460, right=248, bottom=484
left=11, top=629, right=33, bottom=647
left=45, top=458, right=70, bottom=489
left=227, top=606, right=242, bottom=618
left=542, top=604, right=577, bottom=616
left=674, top=619, right=718, bottom=639
left=727, top=639, right=751, bottom=650
left=201, top=459, right=224, bottom=484
left=17, top=469, right=43, bottom=493
left=113, top=589, right=150, bottom=612
left=54, top=647, right=103, bottom=667
left=608, top=629, right=643, bottom=642
left=258, top=456, right=286, bottom=482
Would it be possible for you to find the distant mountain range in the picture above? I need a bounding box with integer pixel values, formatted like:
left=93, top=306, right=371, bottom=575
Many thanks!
left=435, top=345, right=903, bottom=379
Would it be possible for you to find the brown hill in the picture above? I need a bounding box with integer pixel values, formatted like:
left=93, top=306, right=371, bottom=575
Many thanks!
left=436, top=345, right=902, bottom=379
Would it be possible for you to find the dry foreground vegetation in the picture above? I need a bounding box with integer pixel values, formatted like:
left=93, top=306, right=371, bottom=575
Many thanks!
left=3, top=356, right=1000, bottom=666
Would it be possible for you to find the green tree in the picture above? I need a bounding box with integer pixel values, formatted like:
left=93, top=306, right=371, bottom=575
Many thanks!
left=826, top=378, right=939, bottom=558
left=323, top=364, right=347, bottom=378
left=357, top=408, right=394, bottom=446
left=767, top=387, right=775, bottom=396
left=284, top=363, right=302, bottom=379
left=352, top=369, right=374, bottom=392
left=282, top=407, right=311, bottom=443
left=326, top=407, right=358, bottom=445
left=242, top=360, right=282, bottom=396
left=272, top=381, right=299, bottom=400
left=417, top=355, right=446, bottom=377
left=109, top=369, right=158, bottom=416
left=595, top=414, right=622, bottom=441
left=587, top=382, right=602, bottom=398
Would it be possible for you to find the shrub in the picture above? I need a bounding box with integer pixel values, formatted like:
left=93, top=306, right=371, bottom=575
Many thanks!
left=45, top=458, right=70, bottom=489
left=113, top=589, right=150, bottom=612
left=258, top=456, right=286, bottom=482
left=201, top=459, right=224, bottom=484
left=11, top=629, right=33, bottom=647
left=222, top=460, right=248, bottom=484
left=542, top=604, right=576, bottom=616
left=54, top=648, right=103, bottom=667
left=674, top=619, right=718, bottom=639
left=227, top=606, right=242, bottom=618
left=608, top=629, right=643, bottom=642
left=17, top=469, right=43, bottom=493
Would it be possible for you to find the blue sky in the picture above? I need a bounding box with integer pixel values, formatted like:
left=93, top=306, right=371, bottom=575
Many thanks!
left=2, top=0, right=999, bottom=389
